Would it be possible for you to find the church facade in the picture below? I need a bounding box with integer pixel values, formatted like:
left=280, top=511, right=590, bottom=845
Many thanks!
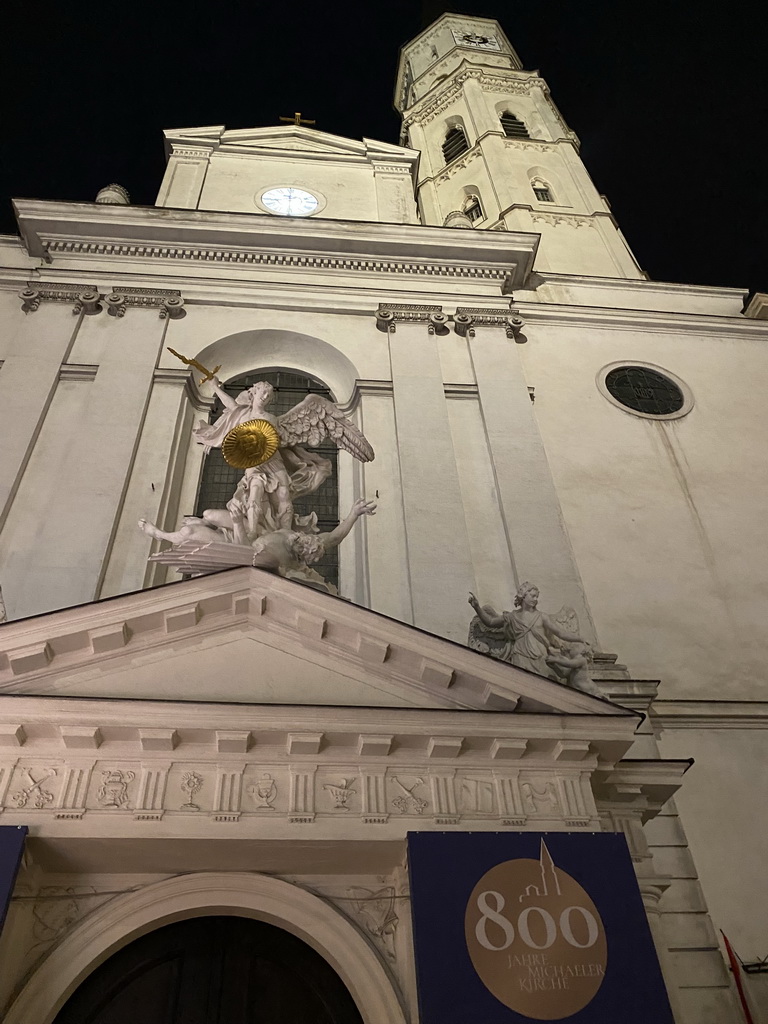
left=0, top=12, right=765, bottom=1023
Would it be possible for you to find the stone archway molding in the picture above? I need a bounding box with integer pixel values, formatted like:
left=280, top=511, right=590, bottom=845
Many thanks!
left=5, top=871, right=407, bottom=1024
left=194, top=328, right=362, bottom=406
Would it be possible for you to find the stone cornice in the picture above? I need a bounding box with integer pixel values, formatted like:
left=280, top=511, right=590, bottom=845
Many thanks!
left=518, top=301, right=768, bottom=338
left=39, top=239, right=515, bottom=285
left=0, top=696, right=678, bottom=836
left=0, top=568, right=635, bottom=725
left=528, top=271, right=746, bottom=304
left=592, top=758, right=691, bottom=819
left=403, top=67, right=541, bottom=126
left=0, top=695, right=631, bottom=763
left=13, top=200, right=537, bottom=291
left=650, top=700, right=768, bottom=728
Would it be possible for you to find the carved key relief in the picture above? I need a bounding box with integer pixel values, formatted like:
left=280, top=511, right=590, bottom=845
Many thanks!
left=10, top=764, right=60, bottom=809
left=390, top=775, right=429, bottom=815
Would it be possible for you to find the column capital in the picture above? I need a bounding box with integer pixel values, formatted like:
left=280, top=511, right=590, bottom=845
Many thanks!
left=19, top=282, right=101, bottom=315
left=375, top=303, right=447, bottom=334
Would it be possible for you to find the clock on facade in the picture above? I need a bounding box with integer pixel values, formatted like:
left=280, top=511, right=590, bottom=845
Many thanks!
left=260, top=187, right=319, bottom=216
left=451, top=29, right=500, bottom=50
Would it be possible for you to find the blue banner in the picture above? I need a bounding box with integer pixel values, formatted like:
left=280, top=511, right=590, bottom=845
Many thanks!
left=0, top=826, right=27, bottom=935
left=408, top=831, right=674, bottom=1023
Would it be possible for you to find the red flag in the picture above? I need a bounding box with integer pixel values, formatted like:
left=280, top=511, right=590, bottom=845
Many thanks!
left=721, top=931, right=755, bottom=1024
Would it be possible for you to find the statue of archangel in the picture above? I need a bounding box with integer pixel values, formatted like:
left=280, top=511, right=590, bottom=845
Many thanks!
left=139, top=375, right=375, bottom=593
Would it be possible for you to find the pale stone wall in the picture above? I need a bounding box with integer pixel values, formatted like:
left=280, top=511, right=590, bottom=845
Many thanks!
left=157, top=129, right=420, bottom=225
left=521, top=308, right=768, bottom=700
left=658, top=721, right=768, bottom=1021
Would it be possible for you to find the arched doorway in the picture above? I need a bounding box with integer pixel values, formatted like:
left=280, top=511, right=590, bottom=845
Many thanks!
left=53, top=915, right=364, bottom=1024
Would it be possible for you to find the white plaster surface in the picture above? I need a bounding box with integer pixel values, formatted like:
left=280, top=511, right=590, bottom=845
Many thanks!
left=0, top=13, right=765, bottom=1019
left=659, top=728, right=768, bottom=972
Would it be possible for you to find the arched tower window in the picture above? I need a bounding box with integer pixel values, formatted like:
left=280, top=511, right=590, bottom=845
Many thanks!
left=500, top=111, right=530, bottom=138
left=442, top=125, right=469, bottom=164
left=463, top=194, right=483, bottom=222
left=195, top=369, right=340, bottom=590
left=531, top=179, right=554, bottom=202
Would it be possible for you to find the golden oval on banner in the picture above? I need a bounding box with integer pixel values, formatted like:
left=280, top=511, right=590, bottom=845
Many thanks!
left=221, top=418, right=280, bottom=469
left=464, top=844, right=607, bottom=1020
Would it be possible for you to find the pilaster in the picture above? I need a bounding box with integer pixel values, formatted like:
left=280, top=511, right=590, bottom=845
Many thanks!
left=156, top=144, right=213, bottom=209
left=0, top=298, right=82, bottom=528
left=466, top=317, right=596, bottom=639
left=384, top=305, right=476, bottom=640
left=212, top=764, right=244, bottom=822
left=11, top=300, right=169, bottom=616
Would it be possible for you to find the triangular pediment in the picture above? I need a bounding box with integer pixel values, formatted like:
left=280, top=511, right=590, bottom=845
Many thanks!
left=163, top=125, right=418, bottom=165
left=0, top=569, right=632, bottom=720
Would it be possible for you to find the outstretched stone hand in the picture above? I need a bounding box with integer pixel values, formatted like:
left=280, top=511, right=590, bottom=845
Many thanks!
left=351, top=498, right=377, bottom=518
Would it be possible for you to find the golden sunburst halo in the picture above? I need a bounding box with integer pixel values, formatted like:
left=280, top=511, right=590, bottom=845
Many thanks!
left=221, top=419, right=280, bottom=469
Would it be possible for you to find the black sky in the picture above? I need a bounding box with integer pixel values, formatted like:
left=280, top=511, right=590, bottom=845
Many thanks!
left=2, top=0, right=765, bottom=297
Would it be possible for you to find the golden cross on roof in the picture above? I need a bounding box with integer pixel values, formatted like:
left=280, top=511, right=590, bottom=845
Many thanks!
left=279, top=111, right=316, bottom=127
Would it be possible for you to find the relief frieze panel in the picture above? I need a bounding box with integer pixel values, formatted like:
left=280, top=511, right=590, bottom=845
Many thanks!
left=0, top=755, right=599, bottom=831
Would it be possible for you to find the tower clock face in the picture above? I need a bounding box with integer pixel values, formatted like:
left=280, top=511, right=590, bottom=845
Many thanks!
left=260, top=187, right=319, bottom=216
left=452, top=29, right=500, bottom=50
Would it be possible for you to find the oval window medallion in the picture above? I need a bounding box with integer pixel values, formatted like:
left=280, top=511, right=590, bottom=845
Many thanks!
left=598, top=362, right=693, bottom=419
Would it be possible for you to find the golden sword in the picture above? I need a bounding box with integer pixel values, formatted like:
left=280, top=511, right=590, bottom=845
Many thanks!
left=166, top=347, right=222, bottom=387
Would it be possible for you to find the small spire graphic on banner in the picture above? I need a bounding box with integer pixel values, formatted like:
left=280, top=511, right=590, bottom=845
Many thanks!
left=279, top=111, right=316, bottom=127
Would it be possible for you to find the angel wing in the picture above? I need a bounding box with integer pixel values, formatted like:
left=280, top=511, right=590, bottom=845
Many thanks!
left=468, top=614, right=508, bottom=661
left=277, top=394, right=374, bottom=462
left=149, top=541, right=278, bottom=575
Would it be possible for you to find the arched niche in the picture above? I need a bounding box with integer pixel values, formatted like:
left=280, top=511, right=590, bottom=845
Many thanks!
left=5, top=872, right=406, bottom=1024
left=194, top=329, right=362, bottom=407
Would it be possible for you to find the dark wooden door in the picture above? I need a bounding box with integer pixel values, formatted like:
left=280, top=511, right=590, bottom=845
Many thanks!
left=54, top=916, right=364, bottom=1024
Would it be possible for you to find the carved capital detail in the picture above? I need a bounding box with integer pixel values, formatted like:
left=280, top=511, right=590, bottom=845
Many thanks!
left=375, top=303, right=444, bottom=334
left=19, top=283, right=102, bottom=316
left=105, top=287, right=186, bottom=319
left=455, top=305, right=525, bottom=340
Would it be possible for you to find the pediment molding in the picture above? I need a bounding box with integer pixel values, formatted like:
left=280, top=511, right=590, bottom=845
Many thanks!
left=0, top=568, right=633, bottom=720
left=164, top=124, right=419, bottom=168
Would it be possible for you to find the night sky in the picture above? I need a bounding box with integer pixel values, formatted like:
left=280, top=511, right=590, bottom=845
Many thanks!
left=2, top=0, right=764, bottom=298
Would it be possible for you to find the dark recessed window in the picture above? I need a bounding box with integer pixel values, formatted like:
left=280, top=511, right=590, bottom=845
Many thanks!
left=442, top=125, right=469, bottom=163
left=533, top=185, right=553, bottom=202
left=500, top=111, right=530, bottom=138
left=464, top=196, right=483, bottom=221
left=604, top=366, right=685, bottom=416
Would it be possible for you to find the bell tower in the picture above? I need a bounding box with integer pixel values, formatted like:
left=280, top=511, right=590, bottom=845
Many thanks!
left=395, top=14, right=643, bottom=277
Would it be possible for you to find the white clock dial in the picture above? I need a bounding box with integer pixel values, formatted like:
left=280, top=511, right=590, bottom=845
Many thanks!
left=261, top=187, right=319, bottom=216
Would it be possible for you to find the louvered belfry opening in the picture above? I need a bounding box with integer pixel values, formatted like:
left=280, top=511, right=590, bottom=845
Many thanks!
left=500, top=111, right=530, bottom=138
left=195, top=369, right=340, bottom=590
left=442, top=125, right=469, bottom=163
left=464, top=197, right=483, bottom=222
